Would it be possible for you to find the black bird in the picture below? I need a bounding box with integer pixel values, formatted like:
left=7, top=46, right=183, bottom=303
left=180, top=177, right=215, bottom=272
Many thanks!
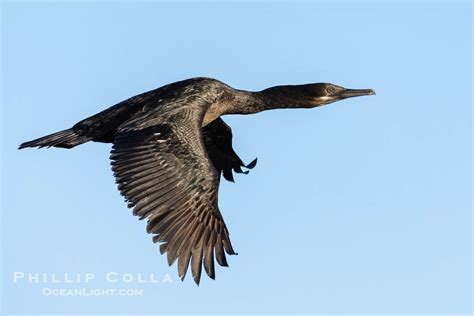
left=19, top=77, right=375, bottom=285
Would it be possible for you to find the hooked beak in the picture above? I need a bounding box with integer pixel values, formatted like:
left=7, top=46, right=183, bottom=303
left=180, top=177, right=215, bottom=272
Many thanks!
left=339, top=88, right=376, bottom=99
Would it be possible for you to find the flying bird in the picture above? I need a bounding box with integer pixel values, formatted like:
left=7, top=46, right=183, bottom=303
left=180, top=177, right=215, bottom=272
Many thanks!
left=19, top=77, right=375, bottom=285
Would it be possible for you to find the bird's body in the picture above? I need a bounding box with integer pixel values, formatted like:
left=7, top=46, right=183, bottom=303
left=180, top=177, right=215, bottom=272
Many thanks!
left=19, top=77, right=374, bottom=285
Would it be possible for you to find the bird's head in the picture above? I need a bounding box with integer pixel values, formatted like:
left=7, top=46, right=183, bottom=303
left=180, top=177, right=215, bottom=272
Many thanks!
left=258, top=82, right=375, bottom=110
left=305, top=83, right=376, bottom=106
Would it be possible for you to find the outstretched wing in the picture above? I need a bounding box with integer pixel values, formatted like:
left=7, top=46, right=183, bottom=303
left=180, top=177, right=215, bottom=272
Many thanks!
left=110, top=105, right=236, bottom=285
left=202, top=118, right=257, bottom=182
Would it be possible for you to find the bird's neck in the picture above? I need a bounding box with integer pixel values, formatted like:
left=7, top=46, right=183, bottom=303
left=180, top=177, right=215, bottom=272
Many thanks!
left=223, top=87, right=315, bottom=115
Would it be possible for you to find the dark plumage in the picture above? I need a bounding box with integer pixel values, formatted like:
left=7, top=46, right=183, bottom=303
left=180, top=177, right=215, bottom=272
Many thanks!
left=19, top=77, right=374, bottom=285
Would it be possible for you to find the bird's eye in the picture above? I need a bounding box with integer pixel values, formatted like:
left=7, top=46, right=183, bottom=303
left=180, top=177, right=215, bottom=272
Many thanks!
left=326, top=86, right=335, bottom=94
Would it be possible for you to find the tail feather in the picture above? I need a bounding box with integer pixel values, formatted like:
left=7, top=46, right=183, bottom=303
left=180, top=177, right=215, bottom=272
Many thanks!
left=19, top=129, right=89, bottom=149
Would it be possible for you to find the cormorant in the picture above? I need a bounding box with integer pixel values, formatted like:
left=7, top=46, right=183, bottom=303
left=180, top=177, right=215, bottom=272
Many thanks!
left=19, top=77, right=375, bottom=285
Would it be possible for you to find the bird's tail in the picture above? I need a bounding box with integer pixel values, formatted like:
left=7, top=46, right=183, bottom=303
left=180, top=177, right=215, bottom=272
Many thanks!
left=18, top=128, right=90, bottom=149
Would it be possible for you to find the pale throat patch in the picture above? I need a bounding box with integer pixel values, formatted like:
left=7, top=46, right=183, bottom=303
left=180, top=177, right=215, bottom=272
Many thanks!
left=314, top=96, right=335, bottom=105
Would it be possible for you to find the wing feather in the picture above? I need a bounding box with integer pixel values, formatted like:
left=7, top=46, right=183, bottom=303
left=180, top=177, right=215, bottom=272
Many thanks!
left=111, top=103, right=236, bottom=285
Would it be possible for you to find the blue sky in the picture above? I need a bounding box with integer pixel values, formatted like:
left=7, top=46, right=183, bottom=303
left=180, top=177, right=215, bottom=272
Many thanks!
left=1, top=0, right=471, bottom=314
